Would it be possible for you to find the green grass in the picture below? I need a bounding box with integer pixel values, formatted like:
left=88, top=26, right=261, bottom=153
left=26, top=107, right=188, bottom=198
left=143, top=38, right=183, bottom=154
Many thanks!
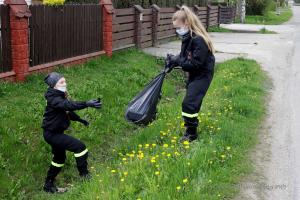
left=208, top=26, right=233, bottom=33
left=258, top=27, right=277, bottom=34
left=244, top=8, right=293, bottom=25
left=0, top=49, right=268, bottom=200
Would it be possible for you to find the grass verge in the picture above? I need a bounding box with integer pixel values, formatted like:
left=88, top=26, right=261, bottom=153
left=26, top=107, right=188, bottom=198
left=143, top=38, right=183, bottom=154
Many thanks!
left=208, top=26, right=233, bottom=33
left=244, top=8, right=293, bottom=25
left=0, top=49, right=268, bottom=199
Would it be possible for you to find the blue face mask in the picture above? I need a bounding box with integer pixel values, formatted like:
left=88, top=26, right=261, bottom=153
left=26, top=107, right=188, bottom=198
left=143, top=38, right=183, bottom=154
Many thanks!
left=176, top=27, right=189, bottom=37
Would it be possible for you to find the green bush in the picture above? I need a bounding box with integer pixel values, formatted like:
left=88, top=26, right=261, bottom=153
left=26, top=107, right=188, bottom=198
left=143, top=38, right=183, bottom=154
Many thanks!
left=246, top=0, right=275, bottom=15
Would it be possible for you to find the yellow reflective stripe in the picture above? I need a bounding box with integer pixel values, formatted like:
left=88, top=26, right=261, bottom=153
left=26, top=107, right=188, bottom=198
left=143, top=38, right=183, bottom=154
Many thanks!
left=74, top=149, right=88, bottom=158
left=51, top=161, right=64, bottom=167
left=182, top=112, right=198, bottom=118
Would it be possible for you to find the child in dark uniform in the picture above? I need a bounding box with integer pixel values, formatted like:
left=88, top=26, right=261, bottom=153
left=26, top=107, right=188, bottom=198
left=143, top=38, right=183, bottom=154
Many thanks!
left=42, top=72, right=101, bottom=193
left=167, top=6, right=215, bottom=142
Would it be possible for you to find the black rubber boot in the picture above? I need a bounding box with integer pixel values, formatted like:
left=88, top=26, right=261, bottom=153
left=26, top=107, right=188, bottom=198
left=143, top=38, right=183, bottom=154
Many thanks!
left=43, top=180, right=67, bottom=193
left=80, top=172, right=92, bottom=181
left=76, top=153, right=89, bottom=177
left=180, top=127, right=198, bottom=142
left=43, top=180, right=58, bottom=193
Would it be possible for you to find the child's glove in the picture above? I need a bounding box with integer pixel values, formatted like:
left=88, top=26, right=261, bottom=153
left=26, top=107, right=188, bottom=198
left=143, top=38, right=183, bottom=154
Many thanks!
left=165, top=54, right=180, bottom=73
left=78, top=119, right=90, bottom=126
left=86, top=99, right=102, bottom=109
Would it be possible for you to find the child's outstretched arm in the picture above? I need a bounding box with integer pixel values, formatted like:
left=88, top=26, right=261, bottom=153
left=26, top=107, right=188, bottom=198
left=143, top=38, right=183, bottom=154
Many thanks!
left=49, top=97, right=101, bottom=111
left=68, top=111, right=89, bottom=126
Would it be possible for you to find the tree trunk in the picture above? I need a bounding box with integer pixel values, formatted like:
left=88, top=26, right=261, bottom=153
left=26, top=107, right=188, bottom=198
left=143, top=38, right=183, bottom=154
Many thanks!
left=236, top=0, right=246, bottom=23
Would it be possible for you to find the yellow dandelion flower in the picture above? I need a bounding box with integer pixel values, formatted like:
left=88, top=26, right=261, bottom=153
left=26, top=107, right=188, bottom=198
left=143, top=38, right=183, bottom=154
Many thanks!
left=167, top=153, right=171, bottom=157
left=183, top=178, right=188, bottom=183
left=221, top=154, right=226, bottom=159
left=208, top=179, right=212, bottom=183
left=160, top=131, right=167, bottom=136
left=120, top=178, right=124, bottom=182
left=151, top=159, right=156, bottom=163
left=180, top=122, right=185, bottom=128
left=226, top=146, right=231, bottom=150
left=129, top=154, right=135, bottom=158
left=176, top=186, right=181, bottom=190
left=187, top=162, right=191, bottom=166
left=124, top=172, right=128, bottom=176
left=171, top=139, right=176, bottom=143
left=122, top=158, right=127, bottom=161
left=155, top=171, right=160, bottom=175
left=145, top=144, right=150, bottom=148
left=184, top=145, right=190, bottom=149
left=152, top=143, right=157, bottom=147
left=155, top=164, right=160, bottom=168
left=163, top=144, right=169, bottom=148
left=183, top=141, right=190, bottom=145
left=111, top=169, right=116, bottom=173
left=137, top=153, right=144, bottom=159
left=174, top=151, right=180, bottom=156
left=173, top=136, right=178, bottom=140
left=138, top=144, right=143, bottom=148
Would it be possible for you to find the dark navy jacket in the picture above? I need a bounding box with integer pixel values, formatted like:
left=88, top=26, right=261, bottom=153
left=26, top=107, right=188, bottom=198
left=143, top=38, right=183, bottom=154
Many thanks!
left=178, top=32, right=215, bottom=79
left=42, top=88, right=87, bottom=132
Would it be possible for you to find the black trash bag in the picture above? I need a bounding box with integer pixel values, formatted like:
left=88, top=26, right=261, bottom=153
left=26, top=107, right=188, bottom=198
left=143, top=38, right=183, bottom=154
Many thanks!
left=125, top=71, right=166, bottom=125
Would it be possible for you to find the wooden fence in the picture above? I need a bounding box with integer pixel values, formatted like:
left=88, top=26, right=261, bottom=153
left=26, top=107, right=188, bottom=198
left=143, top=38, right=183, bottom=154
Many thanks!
left=113, top=5, right=235, bottom=51
left=0, top=1, right=235, bottom=82
left=29, top=4, right=103, bottom=67
left=219, top=6, right=235, bottom=24
left=0, top=5, right=12, bottom=73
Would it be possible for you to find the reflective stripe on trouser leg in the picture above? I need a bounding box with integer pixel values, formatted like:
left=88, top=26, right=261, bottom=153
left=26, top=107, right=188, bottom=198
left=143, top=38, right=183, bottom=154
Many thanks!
left=74, top=149, right=88, bottom=158
left=51, top=161, right=64, bottom=167
left=182, top=112, right=199, bottom=118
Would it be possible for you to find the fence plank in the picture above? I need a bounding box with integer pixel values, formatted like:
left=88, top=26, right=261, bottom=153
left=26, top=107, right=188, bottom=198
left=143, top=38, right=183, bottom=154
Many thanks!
left=29, top=5, right=103, bottom=67
left=0, top=5, right=12, bottom=73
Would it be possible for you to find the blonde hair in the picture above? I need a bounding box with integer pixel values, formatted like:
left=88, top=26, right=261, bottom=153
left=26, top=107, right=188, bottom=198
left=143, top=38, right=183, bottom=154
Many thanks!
left=172, top=5, right=215, bottom=53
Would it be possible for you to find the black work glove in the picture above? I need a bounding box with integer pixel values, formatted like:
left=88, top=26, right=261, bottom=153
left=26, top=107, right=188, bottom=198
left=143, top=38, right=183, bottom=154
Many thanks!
left=169, top=54, right=180, bottom=66
left=165, top=54, right=180, bottom=73
left=86, top=99, right=102, bottom=109
left=77, top=118, right=90, bottom=126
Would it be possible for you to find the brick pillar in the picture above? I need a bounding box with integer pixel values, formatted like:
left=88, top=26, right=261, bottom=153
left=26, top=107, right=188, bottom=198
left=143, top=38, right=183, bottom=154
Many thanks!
left=100, top=0, right=114, bottom=57
left=4, top=0, right=31, bottom=82
left=134, top=5, right=144, bottom=49
left=151, top=4, right=160, bottom=47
